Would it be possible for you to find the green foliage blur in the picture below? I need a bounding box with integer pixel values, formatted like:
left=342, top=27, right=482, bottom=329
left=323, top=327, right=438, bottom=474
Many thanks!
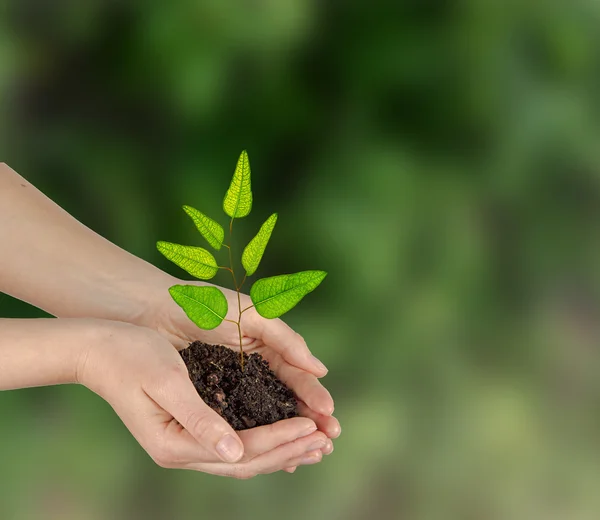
left=3, top=1, right=600, bottom=519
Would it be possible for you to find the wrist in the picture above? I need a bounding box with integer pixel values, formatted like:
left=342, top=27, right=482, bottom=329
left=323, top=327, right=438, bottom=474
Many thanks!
left=0, top=318, right=105, bottom=390
left=76, top=319, right=181, bottom=408
left=95, top=266, right=177, bottom=327
left=76, top=319, right=149, bottom=394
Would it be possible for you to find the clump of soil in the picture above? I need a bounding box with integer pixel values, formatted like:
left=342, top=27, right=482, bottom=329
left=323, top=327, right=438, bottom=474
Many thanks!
left=180, top=341, right=298, bottom=430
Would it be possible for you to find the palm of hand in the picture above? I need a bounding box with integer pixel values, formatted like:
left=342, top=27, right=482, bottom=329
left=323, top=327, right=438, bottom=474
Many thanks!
left=84, top=321, right=332, bottom=478
left=156, top=281, right=339, bottom=436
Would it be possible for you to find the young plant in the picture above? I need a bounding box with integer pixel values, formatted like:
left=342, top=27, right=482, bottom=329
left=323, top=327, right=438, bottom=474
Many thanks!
left=157, top=150, right=327, bottom=369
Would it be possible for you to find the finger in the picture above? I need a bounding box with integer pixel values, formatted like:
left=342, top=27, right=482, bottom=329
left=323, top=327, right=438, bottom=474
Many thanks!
left=232, top=431, right=327, bottom=476
left=285, top=449, right=323, bottom=468
left=152, top=419, right=319, bottom=468
left=283, top=466, right=297, bottom=473
left=145, top=367, right=244, bottom=463
left=245, top=314, right=327, bottom=377
left=297, top=401, right=341, bottom=438
left=263, top=352, right=334, bottom=416
left=184, top=431, right=328, bottom=477
left=237, top=417, right=317, bottom=459
left=155, top=419, right=217, bottom=465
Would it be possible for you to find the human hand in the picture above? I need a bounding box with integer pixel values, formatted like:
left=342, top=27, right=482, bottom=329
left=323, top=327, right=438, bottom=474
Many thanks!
left=147, top=276, right=341, bottom=468
left=0, top=165, right=337, bottom=474
left=78, top=320, right=330, bottom=477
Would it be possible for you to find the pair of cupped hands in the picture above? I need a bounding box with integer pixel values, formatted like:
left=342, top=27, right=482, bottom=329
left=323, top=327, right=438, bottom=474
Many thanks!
left=81, top=278, right=339, bottom=478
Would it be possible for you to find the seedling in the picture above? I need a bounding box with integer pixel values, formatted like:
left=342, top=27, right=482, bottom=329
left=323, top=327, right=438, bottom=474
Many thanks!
left=157, top=150, right=327, bottom=369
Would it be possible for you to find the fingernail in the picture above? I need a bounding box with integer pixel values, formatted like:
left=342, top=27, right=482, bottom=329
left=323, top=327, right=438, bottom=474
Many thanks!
left=300, top=451, right=322, bottom=465
left=311, top=355, right=328, bottom=373
left=330, top=423, right=342, bottom=438
left=323, top=440, right=334, bottom=455
left=216, top=434, right=243, bottom=463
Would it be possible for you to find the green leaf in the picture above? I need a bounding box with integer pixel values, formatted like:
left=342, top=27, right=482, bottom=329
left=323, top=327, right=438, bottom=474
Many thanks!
left=182, top=205, right=224, bottom=250
left=250, top=270, right=327, bottom=319
left=223, top=150, right=253, bottom=218
left=242, top=213, right=278, bottom=276
left=157, top=242, right=219, bottom=280
left=168, top=285, right=228, bottom=330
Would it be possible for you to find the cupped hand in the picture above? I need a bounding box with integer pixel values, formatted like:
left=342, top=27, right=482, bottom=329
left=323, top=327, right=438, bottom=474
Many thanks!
left=78, top=320, right=330, bottom=477
left=148, top=278, right=341, bottom=471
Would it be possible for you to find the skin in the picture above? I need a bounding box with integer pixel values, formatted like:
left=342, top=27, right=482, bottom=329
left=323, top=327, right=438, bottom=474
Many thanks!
left=0, top=163, right=340, bottom=477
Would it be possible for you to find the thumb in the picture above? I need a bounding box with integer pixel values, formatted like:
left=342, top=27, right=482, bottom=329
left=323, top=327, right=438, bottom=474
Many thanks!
left=147, top=367, right=244, bottom=463
left=247, top=315, right=328, bottom=377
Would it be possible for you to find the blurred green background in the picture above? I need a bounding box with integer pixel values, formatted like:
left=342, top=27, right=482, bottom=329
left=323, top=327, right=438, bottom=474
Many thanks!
left=3, top=1, right=600, bottom=519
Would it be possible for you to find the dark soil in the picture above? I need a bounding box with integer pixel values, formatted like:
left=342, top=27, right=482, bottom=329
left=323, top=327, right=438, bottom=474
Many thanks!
left=180, top=341, right=298, bottom=430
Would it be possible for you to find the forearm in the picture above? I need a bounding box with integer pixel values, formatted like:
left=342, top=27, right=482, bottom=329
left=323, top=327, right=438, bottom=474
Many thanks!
left=0, top=318, right=101, bottom=390
left=0, top=164, right=173, bottom=324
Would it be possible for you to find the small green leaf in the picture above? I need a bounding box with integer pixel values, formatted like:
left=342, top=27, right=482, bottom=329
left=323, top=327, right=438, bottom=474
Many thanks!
left=168, top=285, right=228, bottom=330
left=157, top=242, right=219, bottom=280
left=182, top=205, right=224, bottom=250
left=250, top=270, right=327, bottom=319
left=242, top=213, right=278, bottom=276
left=223, top=150, right=253, bottom=218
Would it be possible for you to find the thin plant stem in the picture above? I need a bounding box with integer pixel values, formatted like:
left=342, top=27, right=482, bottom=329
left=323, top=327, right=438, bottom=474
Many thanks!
left=238, top=273, right=247, bottom=291
left=228, top=217, right=244, bottom=370
left=236, top=283, right=243, bottom=356
left=240, top=304, right=254, bottom=315
left=227, top=243, right=238, bottom=289
left=236, top=320, right=243, bottom=368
